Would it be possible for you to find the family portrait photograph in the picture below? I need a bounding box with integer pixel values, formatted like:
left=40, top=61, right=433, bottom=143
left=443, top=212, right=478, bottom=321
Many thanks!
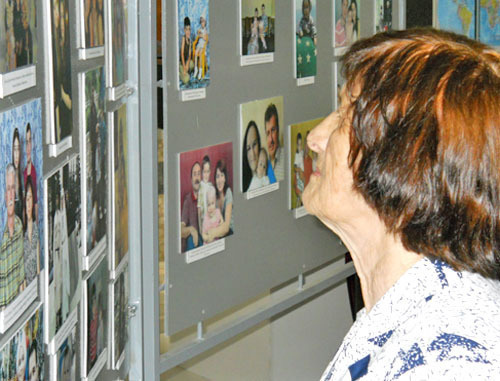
left=177, top=0, right=210, bottom=90
left=0, top=0, right=37, bottom=73
left=0, top=99, right=43, bottom=324
left=83, top=66, right=108, bottom=260
left=334, top=0, right=359, bottom=49
left=240, top=0, right=275, bottom=56
left=240, top=96, right=284, bottom=193
left=289, top=118, right=323, bottom=210
left=46, top=156, right=81, bottom=342
left=179, top=142, right=234, bottom=254
left=50, top=0, right=73, bottom=144
left=112, top=104, right=129, bottom=271
left=295, top=0, right=317, bottom=78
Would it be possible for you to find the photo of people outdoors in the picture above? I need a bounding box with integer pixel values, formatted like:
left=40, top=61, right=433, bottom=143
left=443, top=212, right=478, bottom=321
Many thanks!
left=84, top=67, right=108, bottom=259
left=85, top=257, right=108, bottom=375
left=289, top=118, right=322, bottom=210
left=56, top=325, right=76, bottom=380
left=0, top=308, right=44, bottom=380
left=51, top=0, right=73, bottom=144
left=110, top=0, right=127, bottom=87
left=113, top=105, right=129, bottom=270
left=113, top=266, right=129, bottom=367
left=82, top=0, right=104, bottom=48
left=0, top=0, right=37, bottom=73
left=240, top=96, right=284, bottom=192
left=241, top=0, right=275, bottom=55
left=179, top=142, right=234, bottom=254
left=47, top=156, right=81, bottom=342
left=0, top=99, right=43, bottom=321
left=375, top=0, right=392, bottom=33
left=295, top=0, right=317, bottom=78
left=334, top=0, right=359, bottom=48
left=177, top=0, right=210, bottom=89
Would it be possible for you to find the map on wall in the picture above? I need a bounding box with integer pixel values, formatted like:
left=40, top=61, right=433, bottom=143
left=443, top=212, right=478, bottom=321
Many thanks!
left=435, top=0, right=475, bottom=38
left=479, top=0, right=500, bottom=46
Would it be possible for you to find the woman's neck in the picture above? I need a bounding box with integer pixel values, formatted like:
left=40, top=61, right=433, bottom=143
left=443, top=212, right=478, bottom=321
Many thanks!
left=27, top=219, right=33, bottom=240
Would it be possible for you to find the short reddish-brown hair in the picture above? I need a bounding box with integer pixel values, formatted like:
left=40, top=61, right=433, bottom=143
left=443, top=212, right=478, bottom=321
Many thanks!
left=342, top=28, right=500, bottom=279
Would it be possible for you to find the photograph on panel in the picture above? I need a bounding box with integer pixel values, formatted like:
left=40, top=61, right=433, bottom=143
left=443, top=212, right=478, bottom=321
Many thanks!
left=0, top=307, right=44, bottom=380
left=333, top=0, right=359, bottom=49
left=241, top=0, right=275, bottom=56
left=112, top=104, right=129, bottom=272
left=434, top=0, right=475, bottom=38
left=295, top=0, right=318, bottom=78
left=177, top=0, right=210, bottom=89
left=112, top=266, right=129, bottom=368
left=478, top=1, right=500, bottom=47
left=333, top=62, right=346, bottom=110
left=82, top=0, right=105, bottom=49
left=109, top=0, right=127, bottom=88
left=0, top=99, right=43, bottom=331
left=0, top=0, right=37, bottom=73
left=289, top=118, right=323, bottom=211
left=55, top=324, right=77, bottom=380
left=46, top=156, right=82, bottom=343
left=179, top=142, right=234, bottom=256
left=375, top=0, right=392, bottom=33
left=241, top=96, right=284, bottom=194
left=84, top=257, right=108, bottom=378
left=83, top=67, right=108, bottom=262
left=50, top=0, right=73, bottom=144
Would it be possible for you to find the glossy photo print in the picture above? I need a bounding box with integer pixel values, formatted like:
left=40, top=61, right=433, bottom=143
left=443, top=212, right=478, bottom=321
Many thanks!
left=112, top=266, right=129, bottom=368
left=0, top=98, right=43, bottom=331
left=334, top=0, right=359, bottom=49
left=84, top=257, right=108, bottom=378
left=479, top=1, right=500, bottom=46
left=177, top=0, right=210, bottom=90
left=375, top=0, right=392, bottom=32
left=82, top=0, right=105, bottom=49
left=83, top=66, right=108, bottom=265
left=55, top=325, right=77, bottom=381
left=179, top=142, right=234, bottom=255
left=0, top=308, right=44, bottom=380
left=289, top=118, right=323, bottom=210
left=109, top=0, right=127, bottom=88
left=240, top=96, right=284, bottom=193
left=240, top=0, right=275, bottom=56
left=50, top=0, right=73, bottom=144
left=112, top=104, right=129, bottom=272
left=295, top=0, right=317, bottom=78
left=46, top=156, right=82, bottom=343
left=0, top=0, right=37, bottom=73
left=434, top=0, right=475, bottom=39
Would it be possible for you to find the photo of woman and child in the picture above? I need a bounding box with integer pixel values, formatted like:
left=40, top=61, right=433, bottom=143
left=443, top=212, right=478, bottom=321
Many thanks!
left=177, top=0, right=210, bottom=89
left=241, top=96, right=284, bottom=193
left=179, top=142, right=234, bottom=254
left=295, top=0, right=318, bottom=78
left=0, top=0, right=37, bottom=73
left=289, top=118, right=322, bottom=210
left=334, top=0, right=359, bottom=48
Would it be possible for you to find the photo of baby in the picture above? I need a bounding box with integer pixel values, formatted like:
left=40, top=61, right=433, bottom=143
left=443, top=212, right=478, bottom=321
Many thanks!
left=0, top=0, right=37, bottom=73
left=295, top=0, right=317, bottom=78
left=177, top=0, right=210, bottom=90
left=289, top=118, right=323, bottom=210
left=334, top=0, right=359, bottom=49
left=179, top=142, right=233, bottom=254
left=240, top=0, right=275, bottom=56
left=240, top=96, right=284, bottom=193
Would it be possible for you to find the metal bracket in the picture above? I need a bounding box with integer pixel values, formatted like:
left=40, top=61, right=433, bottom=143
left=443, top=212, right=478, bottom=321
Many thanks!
left=128, top=302, right=139, bottom=319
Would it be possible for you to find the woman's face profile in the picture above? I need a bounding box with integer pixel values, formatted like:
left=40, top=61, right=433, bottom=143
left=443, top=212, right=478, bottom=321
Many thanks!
left=246, top=126, right=259, bottom=173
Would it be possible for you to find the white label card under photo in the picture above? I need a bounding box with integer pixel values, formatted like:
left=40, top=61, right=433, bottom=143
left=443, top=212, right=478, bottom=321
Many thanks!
left=48, top=309, right=78, bottom=355
left=241, top=53, right=274, bottom=66
left=48, top=136, right=72, bottom=157
left=79, top=46, right=105, bottom=60
left=0, top=66, right=36, bottom=98
left=297, top=76, right=315, bottom=87
left=181, top=88, right=206, bottom=102
left=0, top=278, right=38, bottom=333
left=246, top=182, right=279, bottom=200
left=186, top=239, right=225, bottom=264
left=294, top=206, right=309, bottom=219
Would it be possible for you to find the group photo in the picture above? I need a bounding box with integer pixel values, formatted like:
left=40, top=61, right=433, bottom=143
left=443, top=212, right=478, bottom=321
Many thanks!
left=241, top=0, right=275, bottom=56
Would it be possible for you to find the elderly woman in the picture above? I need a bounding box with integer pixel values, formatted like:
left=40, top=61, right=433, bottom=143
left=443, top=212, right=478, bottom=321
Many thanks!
left=304, top=29, right=500, bottom=380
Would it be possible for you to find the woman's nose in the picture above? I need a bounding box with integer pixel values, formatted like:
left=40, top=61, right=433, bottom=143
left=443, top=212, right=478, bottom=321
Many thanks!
left=307, top=111, right=337, bottom=154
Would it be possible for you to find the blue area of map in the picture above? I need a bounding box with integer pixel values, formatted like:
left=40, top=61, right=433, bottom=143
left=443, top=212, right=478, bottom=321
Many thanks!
left=437, top=0, right=475, bottom=39
left=479, top=6, right=500, bottom=46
